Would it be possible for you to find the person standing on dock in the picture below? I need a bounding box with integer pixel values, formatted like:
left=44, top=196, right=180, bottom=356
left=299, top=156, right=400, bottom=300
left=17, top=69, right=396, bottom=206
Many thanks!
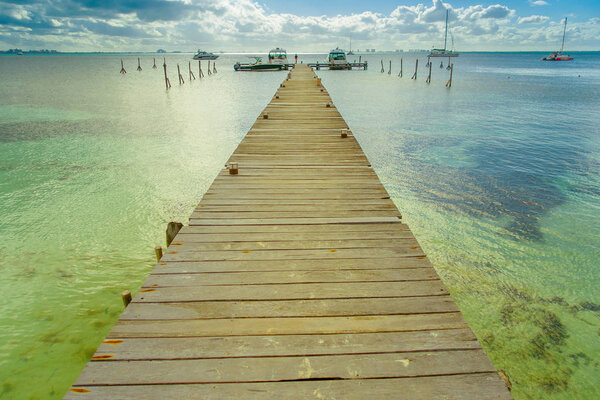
left=295, top=53, right=298, bottom=64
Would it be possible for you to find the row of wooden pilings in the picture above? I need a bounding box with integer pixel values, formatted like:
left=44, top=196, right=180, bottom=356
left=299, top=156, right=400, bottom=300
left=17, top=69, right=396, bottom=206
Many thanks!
left=379, top=58, right=454, bottom=87
left=119, top=57, right=218, bottom=89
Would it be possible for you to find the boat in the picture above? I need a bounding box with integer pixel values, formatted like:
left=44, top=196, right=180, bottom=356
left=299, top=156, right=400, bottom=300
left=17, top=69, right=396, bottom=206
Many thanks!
left=268, top=48, right=288, bottom=66
left=542, top=18, right=573, bottom=61
left=347, top=37, right=354, bottom=55
left=192, top=50, right=218, bottom=60
left=428, top=9, right=459, bottom=58
left=234, top=56, right=286, bottom=71
left=328, top=48, right=351, bottom=70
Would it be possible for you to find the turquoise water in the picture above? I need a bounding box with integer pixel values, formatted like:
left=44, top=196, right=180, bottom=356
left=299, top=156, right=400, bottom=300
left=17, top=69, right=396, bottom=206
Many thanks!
left=0, top=53, right=598, bottom=399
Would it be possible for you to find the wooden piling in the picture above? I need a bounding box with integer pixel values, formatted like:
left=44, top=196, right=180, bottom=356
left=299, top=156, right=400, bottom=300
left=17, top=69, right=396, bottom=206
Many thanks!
left=121, top=290, right=132, bottom=307
left=411, top=59, right=418, bottom=80
left=162, top=58, right=171, bottom=89
left=446, top=63, right=454, bottom=88
left=213, top=62, right=217, bottom=74
left=188, top=61, right=196, bottom=80
left=154, top=246, right=163, bottom=261
left=198, top=61, right=204, bottom=78
left=166, top=222, right=183, bottom=247
left=426, top=61, right=432, bottom=84
left=177, top=64, right=184, bottom=85
left=152, top=58, right=157, bottom=69
left=380, top=59, right=384, bottom=73
left=207, top=60, right=212, bottom=75
left=120, top=59, right=126, bottom=74
left=398, top=58, right=403, bottom=77
left=388, top=60, right=392, bottom=75
left=137, top=57, right=142, bottom=72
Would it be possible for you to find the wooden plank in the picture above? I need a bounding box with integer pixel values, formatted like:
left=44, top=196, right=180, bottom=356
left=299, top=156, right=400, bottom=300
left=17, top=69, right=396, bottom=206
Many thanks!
left=131, top=280, right=447, bottom=302
left=122, top=296, right=455, bottom=320
left=108, top=313, right=466, bottom=338
left=153, top=257, right=433, bottom=274
left=143, top=267, right=439, bottom=286
left=91, top=328, right=480, bottom=360
left=73, top=350, right=496, bottom=385
left=188, top=217, right=400, bottom=226
left=66, top=374, right=512, bottom=400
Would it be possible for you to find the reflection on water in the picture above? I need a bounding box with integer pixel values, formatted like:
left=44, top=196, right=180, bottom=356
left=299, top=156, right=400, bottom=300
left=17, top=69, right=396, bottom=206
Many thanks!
left=0, top=53, right=599, bottom=399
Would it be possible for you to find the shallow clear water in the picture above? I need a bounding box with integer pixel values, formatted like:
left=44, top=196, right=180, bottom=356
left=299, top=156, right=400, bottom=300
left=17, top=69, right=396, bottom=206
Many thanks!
left=0, top=53, right=598, bottom=399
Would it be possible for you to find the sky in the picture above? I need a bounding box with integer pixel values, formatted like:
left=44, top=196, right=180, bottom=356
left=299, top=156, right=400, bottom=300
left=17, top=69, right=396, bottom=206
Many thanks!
left=0, top=0, right=598, bottom=52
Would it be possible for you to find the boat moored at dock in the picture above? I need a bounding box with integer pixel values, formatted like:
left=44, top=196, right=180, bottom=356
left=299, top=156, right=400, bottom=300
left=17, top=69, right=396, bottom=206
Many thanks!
left=328, top=48, right=351, bottom=70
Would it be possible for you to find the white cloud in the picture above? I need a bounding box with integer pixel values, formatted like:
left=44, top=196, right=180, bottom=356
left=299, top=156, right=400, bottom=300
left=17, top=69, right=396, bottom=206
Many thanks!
left=0, top=0, right=598, bottom=51
left=518, top=15, right=550, bottom=24
left=529, top=1, right=549, bottom=6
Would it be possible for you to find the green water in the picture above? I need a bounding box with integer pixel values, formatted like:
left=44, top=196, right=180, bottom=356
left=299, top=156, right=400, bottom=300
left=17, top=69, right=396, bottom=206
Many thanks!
left=0, top=53, right=599, bottom=399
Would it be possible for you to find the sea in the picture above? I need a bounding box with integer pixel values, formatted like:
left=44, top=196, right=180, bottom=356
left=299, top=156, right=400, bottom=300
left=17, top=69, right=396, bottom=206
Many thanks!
left=0, top=52, right=598, bottom=399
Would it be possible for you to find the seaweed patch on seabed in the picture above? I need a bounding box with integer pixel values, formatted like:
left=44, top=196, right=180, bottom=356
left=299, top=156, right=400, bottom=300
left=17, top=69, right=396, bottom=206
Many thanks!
left=492, top=283, right=600, bottom=394
left=397, top=128, right=594, bottom=242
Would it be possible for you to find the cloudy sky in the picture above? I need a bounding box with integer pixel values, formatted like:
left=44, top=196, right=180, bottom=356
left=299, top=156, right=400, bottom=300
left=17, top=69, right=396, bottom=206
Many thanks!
left=0, top=0, right=598, bottom=52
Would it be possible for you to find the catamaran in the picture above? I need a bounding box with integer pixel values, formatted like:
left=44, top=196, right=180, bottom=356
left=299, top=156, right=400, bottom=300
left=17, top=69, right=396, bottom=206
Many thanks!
left=428, top=9, right=459, bottom=60
left=542, top=18, right=573, bottom=61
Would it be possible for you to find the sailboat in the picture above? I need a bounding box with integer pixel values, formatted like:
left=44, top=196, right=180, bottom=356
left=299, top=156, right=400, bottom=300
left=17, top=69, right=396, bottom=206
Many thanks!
left=428, top=9, right=459, bottom=58
left=347, top=37, right=354, bottom=55
left=542, top=18, right=573, bottom=61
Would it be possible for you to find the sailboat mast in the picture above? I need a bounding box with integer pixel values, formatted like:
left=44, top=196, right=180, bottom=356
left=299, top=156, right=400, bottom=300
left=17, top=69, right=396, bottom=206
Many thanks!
left=560, top=17, right=567, bottom=53
left=444, top=10, right=448, bottom=51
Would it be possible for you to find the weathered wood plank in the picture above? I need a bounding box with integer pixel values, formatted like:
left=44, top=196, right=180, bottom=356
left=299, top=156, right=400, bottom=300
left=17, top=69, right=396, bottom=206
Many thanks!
left=91, top=328, right=480, bottom=360
left=132, top=280, right=447, bottom=302
left=122, top=296, right=455, bottom=320
left=73, top=350, right=496, bottom=385
left=153, top=257, right=433, bottom=274
left=66, top=374, right=512, bottom=400
left=108, top=313, right=467, bottom=337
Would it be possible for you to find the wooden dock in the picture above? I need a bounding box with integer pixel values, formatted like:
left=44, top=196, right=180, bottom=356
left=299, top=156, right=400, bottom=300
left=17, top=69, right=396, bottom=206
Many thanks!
left=65, top=64, right=512, bottom=399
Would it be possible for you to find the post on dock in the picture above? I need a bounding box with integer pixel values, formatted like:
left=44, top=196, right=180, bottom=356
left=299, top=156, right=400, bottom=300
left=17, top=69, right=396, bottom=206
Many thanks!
left=388, top=60, right=392, bottom=75
left=153, top=58, right=157, bottom=69
left=263, top=112, right=269, bottom=119
left=326, top=102, right=331, bottom=108
left=446, top=63, right=453, bottom=88
left=228, top=162, right=239, bottom=175
left=166, top=222, right=183, bottom=247
left=120, top=59, right=126, bottom=74
left=426, top=61, right=432, bottom=84
left=341, top=129, right=349, bottom=138
left=411, top=59, right=418, bottom=80
left=177, top=64, right=185, bottom=85
left=155, top=246, right=163, bottom=261
left=198, top=61, right=204, bottom=78
left=121, top=290, right=132, bottom=307
left=188, top=61, right=196, bottom=80
left=163, top=58, right=171, bottom=89
left=380, top=59, right=384, bottom=73
left=137, top=57, right=142, bottom=71
left=316, top=78, right=322, bottom=86
left=207, top=60, right=212, bottom=75
left=398, top=58, right=403, bottom=77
